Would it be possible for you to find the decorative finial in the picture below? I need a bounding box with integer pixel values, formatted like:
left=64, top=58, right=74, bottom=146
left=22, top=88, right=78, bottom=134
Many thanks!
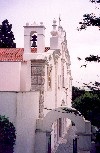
left=59, top=14, right=61, bottom=26
left=53, top=18, right=56, bottom=25
left=26, top=22, right=29, bottom=26
left=51, top=18, right=58, bottom=36
left=33, top=21, right=36, bottom=25
left=52, top=18, right=57, bottom=28
left=40, top=22, right=43, bottom=25
left=31, top=21, right=38, bottom=26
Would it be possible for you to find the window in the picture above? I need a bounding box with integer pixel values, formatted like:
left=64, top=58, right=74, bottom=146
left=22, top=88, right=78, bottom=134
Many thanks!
left=59, top=118, right=62, bottom=137
left=57, top=118, right=62, bottom=140
left=58, top=75, right=61, bottom=89
left=62, top=63, right=64, bottom=88
left=47, top=66, right=52, bottom=89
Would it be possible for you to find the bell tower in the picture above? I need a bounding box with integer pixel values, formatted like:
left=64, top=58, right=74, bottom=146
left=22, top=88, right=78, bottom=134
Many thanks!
left=23, top=22, right=45, bottom=60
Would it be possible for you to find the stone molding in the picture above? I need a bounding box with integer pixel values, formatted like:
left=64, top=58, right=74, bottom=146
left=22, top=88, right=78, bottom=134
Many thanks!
left=61, top=58, right=66, bottom=63
left=31, top=60, right=45, bottom=118
left=53, top=49, right=61, bottom=64
left=67, top=69, right=71, bottom=75
left=76, top=132, right=91, bottom=136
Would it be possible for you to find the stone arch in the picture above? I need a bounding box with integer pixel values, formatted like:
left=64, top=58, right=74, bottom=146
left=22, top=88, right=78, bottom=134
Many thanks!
left=42, top=107, right=85, bottom=132
left=35, top=106, right=91, bottom=153
left=30, top=30, right=37, bottom=36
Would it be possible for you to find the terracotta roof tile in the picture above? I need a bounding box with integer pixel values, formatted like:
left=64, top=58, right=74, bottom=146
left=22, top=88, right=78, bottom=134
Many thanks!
left=0, top=47, right=50, bottom=62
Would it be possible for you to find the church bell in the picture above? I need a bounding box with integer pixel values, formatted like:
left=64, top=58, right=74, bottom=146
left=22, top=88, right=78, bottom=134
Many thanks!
left=31, top=34, right=37, bottom=48
left=31, top=41, right=37, bottom=47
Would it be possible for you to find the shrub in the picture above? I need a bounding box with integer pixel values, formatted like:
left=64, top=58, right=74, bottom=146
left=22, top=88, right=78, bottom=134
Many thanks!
left=0, top=115, right=16, bottom=153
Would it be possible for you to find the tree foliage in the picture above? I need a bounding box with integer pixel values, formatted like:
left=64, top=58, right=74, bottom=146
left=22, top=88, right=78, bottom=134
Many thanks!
left=78, top=13, right=100, bottom=31
left=75, top=1, right=100, bottom=127
left=72, top=89, right=100, bottom=127
left=85, top=55, right=100, bottom=62
left=90, top=0, right=100, bottom=3
left=77, top=1, right=100, bottom=62
left=72, top=86, right=85, bottom=101
left=0, top=115, right=16, bottom=153
left=0, top=19, right=16, bottom=48
left=77, top=0, right=100, bottom=31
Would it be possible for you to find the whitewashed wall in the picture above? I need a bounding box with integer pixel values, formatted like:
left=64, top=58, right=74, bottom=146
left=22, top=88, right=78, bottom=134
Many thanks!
left=0, top=92, right=17, bottom=125
left=44, top=60, right=56, bottom=111
left=0, top=62, right=21, bottom=91
left=20, top=61, right=31, bottom=91
left=0, top=91, right=39, bottom=153
left=42, top=49, right=72, bottom=151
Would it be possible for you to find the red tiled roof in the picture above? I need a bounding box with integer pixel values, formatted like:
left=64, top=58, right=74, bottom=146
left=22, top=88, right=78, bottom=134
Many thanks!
left=0, top=47, right=50, bottom=62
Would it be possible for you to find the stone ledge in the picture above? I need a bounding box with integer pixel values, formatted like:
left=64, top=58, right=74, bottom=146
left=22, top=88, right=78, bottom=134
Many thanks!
left=76, top=132, right=91, bottom=136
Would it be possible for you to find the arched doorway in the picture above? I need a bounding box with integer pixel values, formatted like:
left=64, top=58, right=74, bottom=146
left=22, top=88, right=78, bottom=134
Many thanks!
left=34, top=106, right=91, bottom=153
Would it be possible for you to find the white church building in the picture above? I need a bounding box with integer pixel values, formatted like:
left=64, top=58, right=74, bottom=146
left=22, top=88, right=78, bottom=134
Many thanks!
left=0, top=19, right=91, bottom=153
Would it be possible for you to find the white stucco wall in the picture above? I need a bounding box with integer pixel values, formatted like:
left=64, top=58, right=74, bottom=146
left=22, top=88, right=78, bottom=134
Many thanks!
left=0, top=91, right=39, bottom=153
left=42, top=49, right=72, bottom=151
left=20, top=61, right=31, bottom=91
left=0, top=92, right=17, bottom=125
left=44, top=50, right=71, bottom=112
left=44, top=62, right=56, bottom=111
left=15, top=91, right=39, bottom=153
left=0, top=62, right=21, bottom=91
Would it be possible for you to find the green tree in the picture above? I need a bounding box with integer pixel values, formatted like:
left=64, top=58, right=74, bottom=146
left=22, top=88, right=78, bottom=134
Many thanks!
left=78, top=0, right=100, bottom=31
left=77, top=1, right=100, bottom=88
left=72, top=91, right=100, bottom=127
left=0, top=19, right=16, bottom=48
left=75, top=1, right=100, bottom=127
left=72, top=86, right=85, bottom=101
left=0, top=115, right=16, bottom=153
left=90, top=0, right=100, bottom=2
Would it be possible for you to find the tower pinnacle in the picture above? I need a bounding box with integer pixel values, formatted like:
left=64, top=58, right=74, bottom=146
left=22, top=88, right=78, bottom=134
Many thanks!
left=51, top=18, right=58, bottom=37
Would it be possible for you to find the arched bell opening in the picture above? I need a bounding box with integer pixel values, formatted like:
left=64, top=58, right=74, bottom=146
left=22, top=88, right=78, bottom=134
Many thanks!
left=30, top=31, right=37, bottom=49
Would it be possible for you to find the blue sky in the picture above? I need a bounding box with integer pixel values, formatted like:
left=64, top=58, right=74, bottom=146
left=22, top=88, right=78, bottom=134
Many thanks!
left=0, top=0, right=100, bottom=87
